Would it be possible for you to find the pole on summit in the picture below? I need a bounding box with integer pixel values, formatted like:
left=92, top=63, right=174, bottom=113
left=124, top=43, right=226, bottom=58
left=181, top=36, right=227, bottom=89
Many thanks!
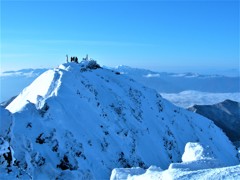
left=66, top=55, right=68, bottom=63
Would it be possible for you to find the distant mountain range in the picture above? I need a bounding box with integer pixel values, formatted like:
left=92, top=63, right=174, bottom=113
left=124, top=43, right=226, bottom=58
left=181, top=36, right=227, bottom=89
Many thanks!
left=1, top=66, right=239, bottom=103
left=113, top=65, right=240, bottom=93
left=189, top=100, right=240, bottom=144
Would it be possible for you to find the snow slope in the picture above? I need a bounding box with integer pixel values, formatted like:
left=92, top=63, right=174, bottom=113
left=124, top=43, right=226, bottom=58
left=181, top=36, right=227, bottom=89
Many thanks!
left=1, top=61, right=239, bottom=179
left=0, top=68, right=48, bottom=102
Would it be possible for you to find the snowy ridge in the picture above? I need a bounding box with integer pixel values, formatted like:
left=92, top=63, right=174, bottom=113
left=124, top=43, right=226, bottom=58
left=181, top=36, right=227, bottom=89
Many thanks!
left=0, top=68, right=48, bottom=102
left=1, top=61, right=239, bottom=179
left=6, top=70, right=60, bottom=113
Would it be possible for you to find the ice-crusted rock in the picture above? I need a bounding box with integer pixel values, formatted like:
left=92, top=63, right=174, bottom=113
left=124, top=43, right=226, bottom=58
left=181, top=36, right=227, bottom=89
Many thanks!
left=182, top=142, right=213, bottom=162
left=169, top=142, right=224, bottom=170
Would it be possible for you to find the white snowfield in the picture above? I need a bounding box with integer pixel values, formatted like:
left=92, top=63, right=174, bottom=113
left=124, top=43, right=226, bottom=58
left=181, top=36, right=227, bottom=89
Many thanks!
left=163, top=165, right=240, bottom=180
left=1, top=61, right=239, bottom=179
left=111, top=143, right=240, bottom=180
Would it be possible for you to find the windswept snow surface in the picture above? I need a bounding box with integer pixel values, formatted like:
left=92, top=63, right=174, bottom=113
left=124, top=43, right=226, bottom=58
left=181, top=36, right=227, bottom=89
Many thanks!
left=1, top=61, right=239, bottom=179
left=111, top=142, right=240, bottom=180
left=161, top=91, right=240, bottom=108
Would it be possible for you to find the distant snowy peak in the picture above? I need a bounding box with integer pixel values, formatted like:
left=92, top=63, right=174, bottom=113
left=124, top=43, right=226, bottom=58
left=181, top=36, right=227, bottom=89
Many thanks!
left=2, top=60, right=239, bottom=179
left=113, top=66, right=225, bottom=78
left=170, top=72, right=202, bottom=78
left=144, top=73, right=160, bottom=78
left=143, top=72, right=207, bottom=78
left=188, top=99, right=240, bottom=143
left=144, top=72, right=203, bottom=78
left=1, top=68, right=49, bottom=77
left=112, top=66, right=240, bottom=93
left=113, top=65, right=154, bottom=76
left=115, top=65, right=132, bottom=70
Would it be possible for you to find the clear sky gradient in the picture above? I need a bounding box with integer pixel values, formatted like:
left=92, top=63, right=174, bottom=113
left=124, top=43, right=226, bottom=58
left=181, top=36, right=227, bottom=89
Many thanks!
left=1, top=0, right=239, bottom=74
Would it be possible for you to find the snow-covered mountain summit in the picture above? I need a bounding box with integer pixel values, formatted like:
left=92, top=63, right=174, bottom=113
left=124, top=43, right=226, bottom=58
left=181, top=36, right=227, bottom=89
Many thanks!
left=1, top=60, right=239, bottom=179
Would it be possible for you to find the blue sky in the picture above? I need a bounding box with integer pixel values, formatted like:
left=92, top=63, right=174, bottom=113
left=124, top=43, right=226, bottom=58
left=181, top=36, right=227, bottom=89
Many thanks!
left=1, top=0, right=239, bottom=74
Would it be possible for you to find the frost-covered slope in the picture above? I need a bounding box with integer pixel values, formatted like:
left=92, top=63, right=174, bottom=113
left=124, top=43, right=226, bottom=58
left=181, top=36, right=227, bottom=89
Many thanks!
left=1, top=61, right=239, bottom=179
left=189, top=100, right=240, bottom=143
